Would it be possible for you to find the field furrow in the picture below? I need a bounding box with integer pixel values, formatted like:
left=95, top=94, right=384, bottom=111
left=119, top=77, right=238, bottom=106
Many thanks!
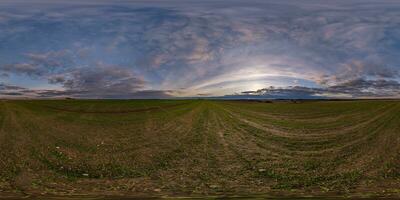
left=0, top=99, right=399, bottom=197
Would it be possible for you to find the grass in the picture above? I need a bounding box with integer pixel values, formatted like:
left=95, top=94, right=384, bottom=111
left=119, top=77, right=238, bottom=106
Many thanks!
left=0, top=99, right=399, bottom=198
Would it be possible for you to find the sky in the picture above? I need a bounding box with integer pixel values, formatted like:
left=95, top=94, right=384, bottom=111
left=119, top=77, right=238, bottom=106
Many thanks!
left=1, top=0, right=400, bottom=99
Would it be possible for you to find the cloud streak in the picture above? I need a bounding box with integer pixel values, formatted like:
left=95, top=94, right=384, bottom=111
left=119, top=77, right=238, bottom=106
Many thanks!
left=234, top=78, right=400, bottom=99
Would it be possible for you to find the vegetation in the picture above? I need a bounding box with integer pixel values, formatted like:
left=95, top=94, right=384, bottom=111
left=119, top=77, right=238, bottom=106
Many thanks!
left=0, top=99, right=399, bottom=198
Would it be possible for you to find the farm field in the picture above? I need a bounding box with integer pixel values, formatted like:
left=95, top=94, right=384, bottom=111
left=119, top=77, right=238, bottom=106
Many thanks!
left=0, top=99, right=400, bottom=199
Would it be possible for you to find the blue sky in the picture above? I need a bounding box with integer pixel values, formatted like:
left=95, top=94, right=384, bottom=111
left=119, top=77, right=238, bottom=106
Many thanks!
left=1, top=0, right=400, bottom=98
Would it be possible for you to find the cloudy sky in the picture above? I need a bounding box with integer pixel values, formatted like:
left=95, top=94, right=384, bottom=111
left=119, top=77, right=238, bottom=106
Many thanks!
left=1, top=0, right=400, bottom=99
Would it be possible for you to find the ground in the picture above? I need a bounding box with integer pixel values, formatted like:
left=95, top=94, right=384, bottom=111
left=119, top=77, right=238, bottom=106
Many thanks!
left=0, top=99, right=399, bottom=199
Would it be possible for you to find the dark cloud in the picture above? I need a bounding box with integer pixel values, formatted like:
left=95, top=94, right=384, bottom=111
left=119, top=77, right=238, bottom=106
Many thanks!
left=196, top=93, right=212, bottom=96
left=32, top=89, right=83, bottom=98
left=0, top=83, right=26, bottom=91
left=235, top=86, right=327, bottom=99
left=31, top=89, right=173, bottom=99
left=0, top=60, right=173, bottom=98
left=232, top=78, right=400, bottom=99
left=0, top=73, right=8, bottom=77
left=0, top=52, right=171, bottom=98
left=1, top=51, right=152, bottom=98
left=50, top=63, right=145, bottom=97
left=0, top=83, right=30, bottom=98
left=328, top=79, right=400, bottom=97
left=1, top=63, right=40, bottom=76
left=0, top=50, right=73, bottom=76
left=0, top=92, right=23, bottom=96
left=0, top=82, right=172, bottom=99
left=117, top=90, right=173, bottom=99
left=317, top=60, right=399, bottom=85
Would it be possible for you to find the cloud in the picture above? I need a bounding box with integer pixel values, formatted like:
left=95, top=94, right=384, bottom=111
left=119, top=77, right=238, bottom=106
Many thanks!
left=1, top=1, right=400, bottom=98
left=316, top=60, right=399, bottom=85
left=231, top=78, right=400, bottom=99
left=234, top=86, right=330, bottom=99
left=0, top=92, right=23, bottom=96
left=30, top=89, right=173, bottom=99
left=50, top=63, right=146, bottom=98
left=1, top=63, right=41, bottom=76
left=0, top=50, right=73, bottom=76
left=0, top=83, right=26, bottom=91
left=0, top=83, right=30, bottom=98
left=327, top=78, right=400, bottom=97
left=0, top=49, right=154, bottom=98
left=0, top=82, right=173, bottom=99
left=0, top=73, right=8, bottom=77
left=120, top=90, right=173, bottom=99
